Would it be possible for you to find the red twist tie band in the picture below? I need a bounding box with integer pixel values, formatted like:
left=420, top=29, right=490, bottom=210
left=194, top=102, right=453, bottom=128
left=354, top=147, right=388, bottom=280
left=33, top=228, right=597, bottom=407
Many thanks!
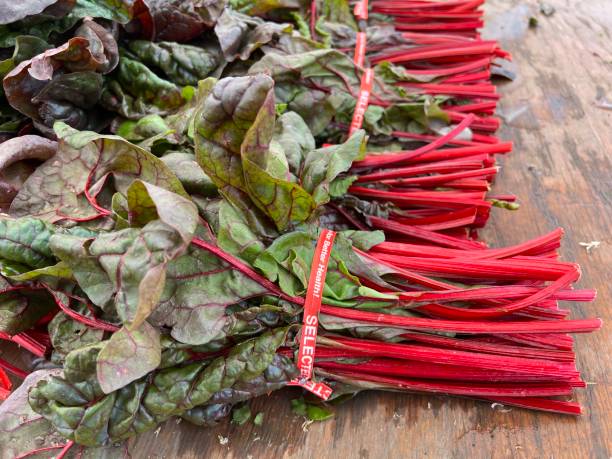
left=349, top=68, right=374, bottom=136
left=354, top=31, right=367, bottom=66
left=354, top=0, right=369, bottom=20
left=288, top=229, right=336, bottom=400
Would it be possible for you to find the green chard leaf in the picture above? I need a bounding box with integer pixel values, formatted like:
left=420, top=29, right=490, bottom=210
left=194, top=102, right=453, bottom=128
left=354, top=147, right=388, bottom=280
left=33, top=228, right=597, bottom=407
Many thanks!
left=254, top=228, right=394, bottom=304
left=161, top=152, right=218, bottom=197
left=51, top=181, right=198, bottom=328
left=148, top=241, right=270, bottom=345
left=10, top=124, right=188, bottom=223
left=0, top=275, right=56, bottom=334
left=0, top=0, right=133, bottom=48
left=231, top=405, right=251, bottom=425
left=100, top=56, right=185, bottom=120
left=49, top=305, right=106, bottom=357
left=0, top=369, right=69, bottom=459
left=0, top=217, right=56, bottom=269
left=97, top=322, right=162, bottom=394
left=127, top=40, right=222, bottom=86
left=194, top=76, right=365, bottom=230
left=214, top=9, right=293, bottom=62
left=29, top=329, right=290, bottom=446
left=2, top=31, right=120, bottom=133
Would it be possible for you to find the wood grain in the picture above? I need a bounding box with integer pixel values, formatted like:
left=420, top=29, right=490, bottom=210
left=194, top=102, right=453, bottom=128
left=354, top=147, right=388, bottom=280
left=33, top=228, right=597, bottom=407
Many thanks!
left=4, top=0, right=611, bottom=458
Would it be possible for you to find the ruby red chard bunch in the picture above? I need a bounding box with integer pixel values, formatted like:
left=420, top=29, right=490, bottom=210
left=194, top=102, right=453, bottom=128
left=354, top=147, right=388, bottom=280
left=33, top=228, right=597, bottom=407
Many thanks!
left=0, top=1, right=603, bottom=458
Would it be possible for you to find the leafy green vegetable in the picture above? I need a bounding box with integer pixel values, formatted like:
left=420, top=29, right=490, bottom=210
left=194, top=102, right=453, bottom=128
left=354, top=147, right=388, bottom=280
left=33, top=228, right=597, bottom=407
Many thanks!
left=2, top=37, right=114, bottom=132
left=253, top=411, right=264, bottom=425
left=127, top=40, right=221, bottom=86
left=214, top=9, right=293, bottom=62
left=10, top=124, right=187, bottom=222
left=0, top=217, right=56, bottom=268
left=29, top=328, right=290, bottom=446
left=101, top=55, right=185, bottom=119
left=49, top=306, right=106, bottom=357
left=0, top=276, right=56, bottom=334
left=254, top=228, right=392, bottom=304
left=194, top=75, right=366, bottom=230
left=291, top=396, right=334, bottom=422
left=231, top=404, right=251, bottom=425
left=97, top=322, right=161, bottom=393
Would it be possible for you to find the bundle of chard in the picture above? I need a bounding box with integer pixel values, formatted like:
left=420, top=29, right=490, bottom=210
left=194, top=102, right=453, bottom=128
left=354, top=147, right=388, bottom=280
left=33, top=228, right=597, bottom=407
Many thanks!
left=0, top=0, right=602, bottom=457
left=238, top=1, right=517, bottom=244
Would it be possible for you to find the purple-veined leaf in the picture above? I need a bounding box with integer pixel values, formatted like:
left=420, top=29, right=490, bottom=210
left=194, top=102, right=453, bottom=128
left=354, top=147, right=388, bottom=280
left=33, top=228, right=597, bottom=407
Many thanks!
left=96, top=322, right=161, bottom=393
left=10, top=124, right=187, bottom=223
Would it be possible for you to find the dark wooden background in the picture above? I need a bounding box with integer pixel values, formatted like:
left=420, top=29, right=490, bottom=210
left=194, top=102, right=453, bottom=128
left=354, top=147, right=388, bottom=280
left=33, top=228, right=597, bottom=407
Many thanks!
left=3, top=0, right=611, bottom=457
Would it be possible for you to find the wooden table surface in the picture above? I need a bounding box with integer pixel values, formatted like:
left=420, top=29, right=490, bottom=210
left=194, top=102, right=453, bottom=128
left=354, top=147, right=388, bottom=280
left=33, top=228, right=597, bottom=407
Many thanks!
left=2, top=1, right=609, bottom=458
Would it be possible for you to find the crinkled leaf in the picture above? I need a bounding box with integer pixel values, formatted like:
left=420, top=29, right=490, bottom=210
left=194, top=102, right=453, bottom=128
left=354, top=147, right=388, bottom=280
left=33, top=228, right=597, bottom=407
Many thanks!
left=149, top=242, right=270, bottom=345
left=180, top=403, right=231, bottom=427
left=101, top=56, right=184, bottom=119
left=97, top=322, right=161, bottom=393
left=214, top=9, right=293, bottom=62
left=195, top=75, right=360, bottom=230
left=49, top=235, right=115, bottom=309
left=3, top=38, right=101, bottom=119
left=0, top=217, right=56, bottom=268
left=194, top=74, right=274, bottom=193
left=300, top=130, right=366, bottom=205
left=160, top=152, right=217, bottom=197
left=49, top=305, right=105, bottom=357
left=0, top=35, right=51, bottom=96
left=0, top=369, right=67, bottom=459
left=75, top=18, right=119, bottom=74
left=70, top=0, right=133, bottom=23
left=133, top=0, right=227, bottom=42
left=320, top=313, right=408, bottom=342
left=30, top=328, right=288, bottom=446
left=254, top=228, right=394, bottom=304
left=116, top=114, right=172, bottom=142
left=51, top=182, right=197, bottom=328
left=231, top=405, right=251, bottom=425
left=0, top=276, right=56, bottom=334
left=250, top=49, right=447, bottom=137
left=125, top=180, right=197, bottom=240
left=239, top=83, right=316, bottom=230
left=217, top=199, right=265, bottom=264
left=165, top=77, right=215, bottom=138
left=318, top=0, right=356, bottom=28
left=0, top=0, right=131, bottom=48
left=127, top=40, right=221, bottom=86
left=272, top=111, right=315, bottom=174
left=10, top=124, right=187, bottom=222
left=376, top=61, right=438, bottom=84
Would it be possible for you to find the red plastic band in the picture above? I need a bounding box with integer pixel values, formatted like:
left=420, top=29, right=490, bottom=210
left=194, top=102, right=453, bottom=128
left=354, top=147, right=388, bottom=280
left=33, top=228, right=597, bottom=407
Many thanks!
left=354, top=0, right=369, bottom=20
left=348, top=68, right=374, bottom=136
left=288, top=229, right=336, bottom=400
left=354, top=31, right=367, bottom=66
